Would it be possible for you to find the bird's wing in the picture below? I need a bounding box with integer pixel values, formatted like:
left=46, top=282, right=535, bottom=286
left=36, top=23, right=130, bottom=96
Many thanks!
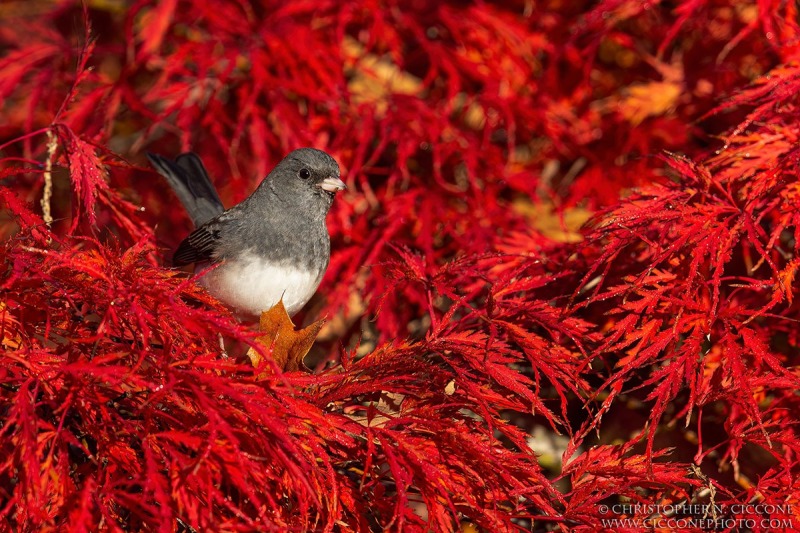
left=173, top=219, right=224, bottom=266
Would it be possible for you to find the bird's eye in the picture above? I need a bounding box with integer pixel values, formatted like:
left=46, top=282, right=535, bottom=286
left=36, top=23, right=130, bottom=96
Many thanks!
left=299, top=168, right=311, bottom=179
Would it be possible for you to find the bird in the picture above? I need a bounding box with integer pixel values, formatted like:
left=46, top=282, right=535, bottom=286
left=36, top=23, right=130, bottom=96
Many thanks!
left=147, top=148, right=346, bottom=317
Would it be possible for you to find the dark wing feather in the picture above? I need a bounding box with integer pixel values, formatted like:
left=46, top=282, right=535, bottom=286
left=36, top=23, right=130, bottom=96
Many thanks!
left=173, top=224, right=221, bottom=266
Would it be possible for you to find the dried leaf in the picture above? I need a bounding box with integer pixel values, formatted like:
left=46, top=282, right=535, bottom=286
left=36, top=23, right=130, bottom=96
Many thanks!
left=248, top=300, right=325, bottom=372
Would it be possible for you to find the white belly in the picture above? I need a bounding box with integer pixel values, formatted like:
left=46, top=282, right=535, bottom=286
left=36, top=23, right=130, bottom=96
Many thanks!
left=199, top=254, right=323, bottom=316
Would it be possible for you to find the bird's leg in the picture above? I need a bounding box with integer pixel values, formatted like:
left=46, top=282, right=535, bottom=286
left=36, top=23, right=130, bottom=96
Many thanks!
left=218, top=333, right=228, bottom=358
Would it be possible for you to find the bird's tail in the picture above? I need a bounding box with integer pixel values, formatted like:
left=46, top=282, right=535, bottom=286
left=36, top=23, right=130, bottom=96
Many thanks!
left=146, top=152, right=225, bottom=227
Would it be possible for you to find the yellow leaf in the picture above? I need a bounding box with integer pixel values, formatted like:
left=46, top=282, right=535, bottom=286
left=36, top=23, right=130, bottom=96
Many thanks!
left=511, top=200, right=592, bottom=243
left=343, top=36, right=423, bottom=115
left=247, top=300, right=325, bottom=372
left=617, top=81, right=682, bottom=125
left=593, top=55, right=685, bottom=125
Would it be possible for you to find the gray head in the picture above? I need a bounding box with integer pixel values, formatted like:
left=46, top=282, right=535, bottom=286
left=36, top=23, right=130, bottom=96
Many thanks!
left=256, top=148, right=345, bottom=212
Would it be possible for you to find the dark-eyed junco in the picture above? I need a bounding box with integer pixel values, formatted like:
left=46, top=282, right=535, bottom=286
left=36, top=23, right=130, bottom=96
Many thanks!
left=147, top=148, right=346, bottom=316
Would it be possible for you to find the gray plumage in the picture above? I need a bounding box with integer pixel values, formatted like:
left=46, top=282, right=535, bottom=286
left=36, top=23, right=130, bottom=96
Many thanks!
left=148, top=148, right=346, bottom=316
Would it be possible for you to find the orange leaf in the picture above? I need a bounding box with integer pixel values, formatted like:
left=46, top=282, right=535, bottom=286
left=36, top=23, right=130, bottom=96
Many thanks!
left=777, top=257, right=800, bottom=305
left=136, top=0, right=178, bottom=59
left=247, top=300, right=325, bottom=372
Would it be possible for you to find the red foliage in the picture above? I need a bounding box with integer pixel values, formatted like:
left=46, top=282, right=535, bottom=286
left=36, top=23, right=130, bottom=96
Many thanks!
left=2, top=1, right=800, bottom=531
